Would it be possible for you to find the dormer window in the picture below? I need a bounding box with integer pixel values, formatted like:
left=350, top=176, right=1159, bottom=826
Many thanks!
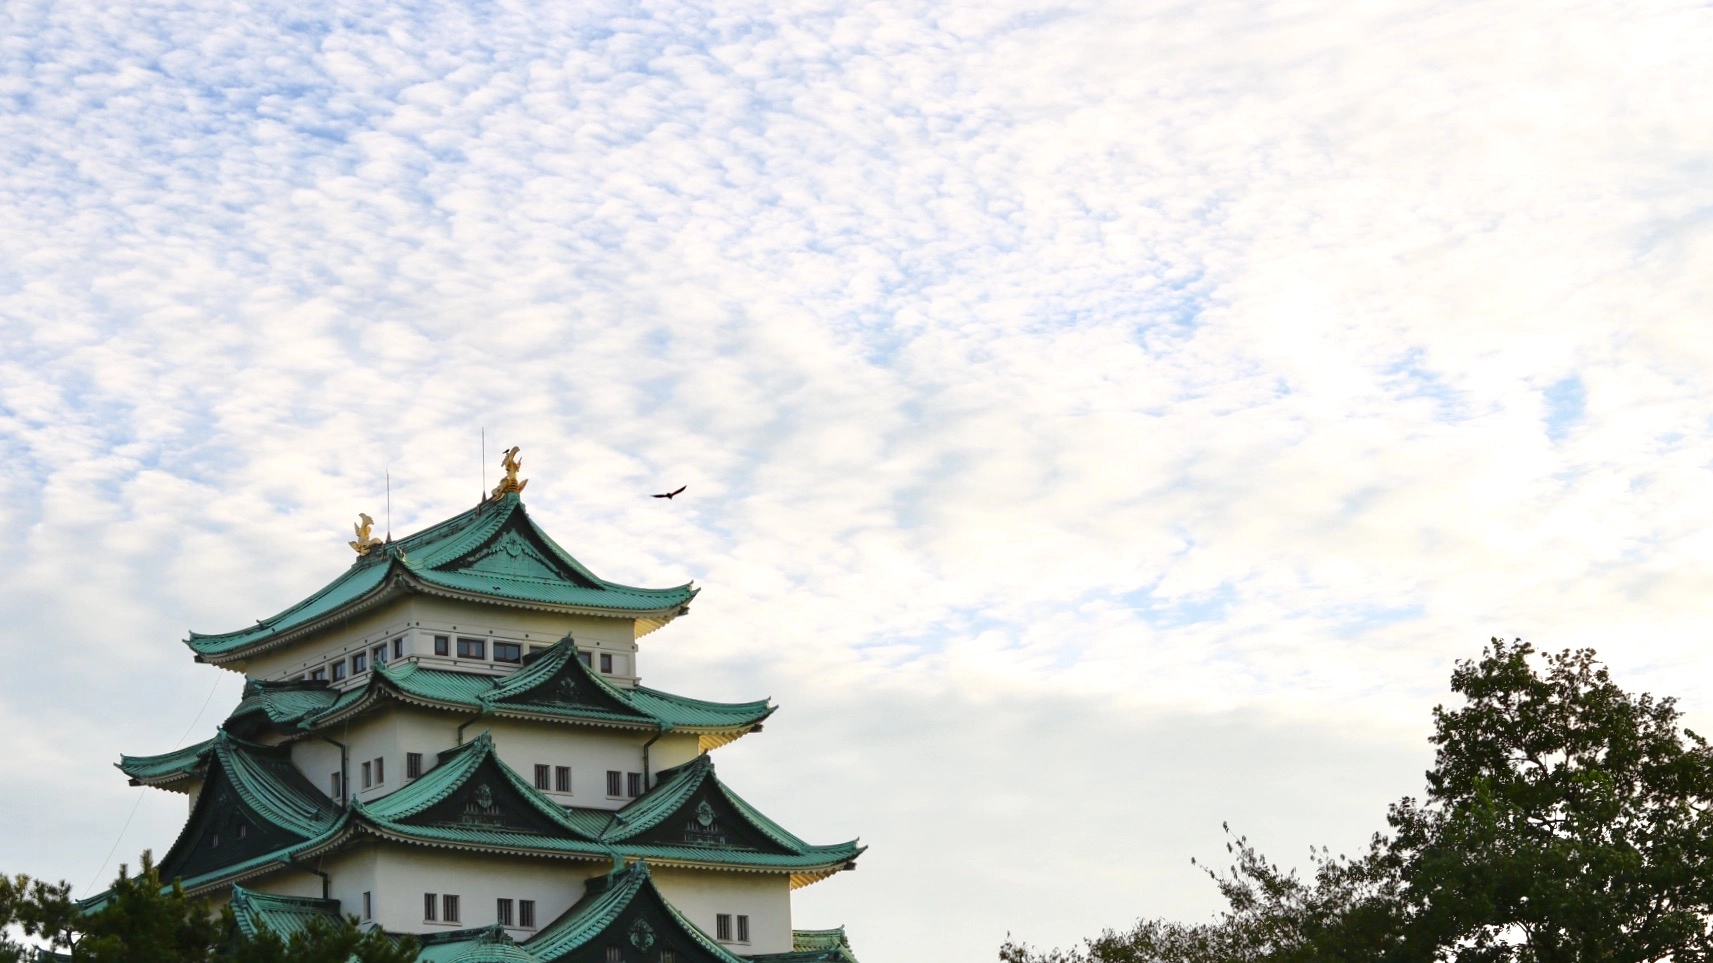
left=494, top=642, right=522, bottom=664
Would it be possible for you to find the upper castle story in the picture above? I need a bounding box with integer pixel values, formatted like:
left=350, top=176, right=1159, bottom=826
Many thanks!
left=185, top=489, right=696, bottom=691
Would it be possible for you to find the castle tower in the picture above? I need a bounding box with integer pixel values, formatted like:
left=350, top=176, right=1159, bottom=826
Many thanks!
left=112, top=469, right=863, bottom=963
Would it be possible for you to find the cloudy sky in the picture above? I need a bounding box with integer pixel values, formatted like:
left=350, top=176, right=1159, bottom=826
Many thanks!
left=4, top=0, right=1713, bottom=958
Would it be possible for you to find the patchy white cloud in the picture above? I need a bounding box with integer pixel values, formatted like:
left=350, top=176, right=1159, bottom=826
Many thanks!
left=4, top=0, right=1713, bottom=957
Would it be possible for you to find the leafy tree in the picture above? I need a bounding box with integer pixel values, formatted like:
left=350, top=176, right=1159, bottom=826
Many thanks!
left=1386, top=640, right=1713, bottom=962
left=1002, top=640, right=1713, bottom=963
left=1000, top=829, right=1401, bottom=963
left=217, top=912, right=419, bottom=963
left=2, top=873, right=30, bottom=963
left=0, top=851, right=417, bottom=963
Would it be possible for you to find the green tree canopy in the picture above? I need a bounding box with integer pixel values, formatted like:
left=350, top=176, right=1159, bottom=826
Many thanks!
left=1003, top=640, right=1713, bottom=963
left=0, top=850, right=418, bottom=963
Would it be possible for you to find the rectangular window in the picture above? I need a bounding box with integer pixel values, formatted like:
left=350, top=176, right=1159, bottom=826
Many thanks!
left=352, top=652, right=367, bottom=674
left=534, top=765, right=551, bottom=790
left=493, top=641, right=522, bottom=664
left=363, top=892, right=372, bottom=921
left=443, top=894, right=460, bottom=923
left=578, top=651, right=592, bottom=667
left=373, top=644, right=388, bottom=665
left=361, top=761, right=372, bottom=789
left=626, top=772, right=643, bottom=798
left=529, top=645, right=548, bottom=656
left=393, top=637, right=404, bottom=660
left=457, top=638, right=486, bottom=659
left=496, top=898, right=513, bottom=927
left=737, top=915, right=750, bottom=943
left=424, top=893, right=437, bottom=922
left=406, top=753, right=423, bottom=779
left=237, top=822, right=247, bottom=840
left=519, top=900, right=535, bottom=929
left=330, top=772, right=343, bottom=801
left=434, top=635, right=450, bottom=656
left=716, top=914, right=733, bottom=941
left=599, top=652, right=613, bottom=674
left=310, top=668, right=326, bottom=681
left=604, top=948, right=621, bottom=963
left=211, top=831, right=220, bottom=848
left=662, top=952, right=676, bottom=963
left=555, top=766, right=571, bottom=793
left=332, top=661, right=347, bottom=681
left=374, top=757, right=384, bottom=785
left=606, top=771, right=622, bottom=797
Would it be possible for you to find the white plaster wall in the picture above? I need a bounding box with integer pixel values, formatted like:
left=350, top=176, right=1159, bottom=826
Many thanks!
left=321, top=845, right=381, bottom=924
left=291, top=738, right=346, bottom=803
left=237, top=597, right=645, bottom=687
left=284, top=704, right=703, bottom=811
left=478, top=718, right=656, bottom=810
left=244, top=864, right=328, bottom=901
left=651, top=867, right=793, bottom=955
left=649, top=733, right=701, bottom=772
left=365, top=845, right=605, bottom=939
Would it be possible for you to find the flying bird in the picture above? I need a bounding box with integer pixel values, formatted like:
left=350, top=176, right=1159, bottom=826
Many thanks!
left=652, top=485, right=687, bottom=499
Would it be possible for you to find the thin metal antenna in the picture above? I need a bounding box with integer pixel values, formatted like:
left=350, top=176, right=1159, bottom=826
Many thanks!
left=386, top=469, right=391, bottom=541
left=481, top=428, right=486, bottom=503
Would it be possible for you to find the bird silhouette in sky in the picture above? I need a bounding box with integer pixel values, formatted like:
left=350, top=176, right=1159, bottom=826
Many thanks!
left=652, top=485, right=687, bottom=499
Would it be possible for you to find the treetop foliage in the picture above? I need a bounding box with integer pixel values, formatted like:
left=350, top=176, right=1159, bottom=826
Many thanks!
left=0, top=850, right=418, bottom=963
left=1003, top=639, right=1713, bottom=963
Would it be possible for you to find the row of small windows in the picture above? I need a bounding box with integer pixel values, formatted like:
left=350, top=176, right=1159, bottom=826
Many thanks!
left=332, top=754, right=425, bottom=801
left=369, top=891, right=740, bottom=947
left=333, top=754, right=641, bottom=804
left=420, top=893, right=536, bottom=929
left=297, top=635, right=627, bottom=682
left=301, top=637, right=404, bottom=682
left=528, top=766, right=644, bottom=798
left=432, top=635, right=526, bottom=664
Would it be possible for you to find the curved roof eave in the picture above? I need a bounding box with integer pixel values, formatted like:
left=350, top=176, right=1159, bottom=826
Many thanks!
left=192, top=569, right=692, bottom=667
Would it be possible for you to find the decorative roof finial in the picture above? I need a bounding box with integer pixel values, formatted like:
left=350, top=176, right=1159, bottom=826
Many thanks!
left=490, top=445, right=528, bottom=501
left=349, top=513, right=383, bottom=555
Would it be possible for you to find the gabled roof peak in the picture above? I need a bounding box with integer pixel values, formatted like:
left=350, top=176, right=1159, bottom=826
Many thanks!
left=186, top=495, right=697, bottom=663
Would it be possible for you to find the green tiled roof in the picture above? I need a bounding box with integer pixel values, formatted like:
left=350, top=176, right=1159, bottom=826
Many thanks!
left=523, top=862, right=747, bottom=963
left=603, top=755, right=864, bottom=877
left=743, top=927, right=863, bottom=963
left=347, top=733, right=856, bottom=876
left=153, top=731, right=348, bottom=891
left=186, top=495, right=697, bottom=662
left=118, top=738, right=214, bottom=786
left=225, top=679, right=342, bottom=737
left=228, top=886, right=343, bottom=939
left=312, top=639, right=773, bottom=737
left=130, top=727, right=851, bottom=900
left=352, top=732, right=604, bottom=857
left=207, top=733, right=342, bottom=839
left=415, top=926, right=542, bottom=963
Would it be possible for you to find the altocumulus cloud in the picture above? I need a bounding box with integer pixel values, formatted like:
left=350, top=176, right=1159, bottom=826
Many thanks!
left=4, top=0, right=1713, bottom=958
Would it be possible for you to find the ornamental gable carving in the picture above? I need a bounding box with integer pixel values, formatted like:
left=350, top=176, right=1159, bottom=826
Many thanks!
left=411, top=758, right=568, bottom=836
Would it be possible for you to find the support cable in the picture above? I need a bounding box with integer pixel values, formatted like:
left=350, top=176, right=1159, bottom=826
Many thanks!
left=82, top=673, right=225, bottom=897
